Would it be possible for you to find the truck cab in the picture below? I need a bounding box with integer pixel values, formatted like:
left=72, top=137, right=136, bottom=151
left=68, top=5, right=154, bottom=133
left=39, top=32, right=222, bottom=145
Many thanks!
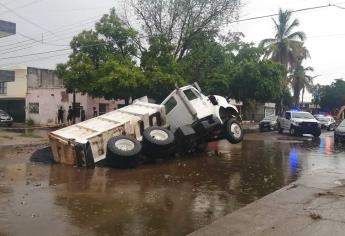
left=161, top=84, right=239, bottom=132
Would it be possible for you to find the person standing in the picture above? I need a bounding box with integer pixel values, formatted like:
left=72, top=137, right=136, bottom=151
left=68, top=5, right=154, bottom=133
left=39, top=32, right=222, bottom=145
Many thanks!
left=67, top=106, right=73, bottom=125
left=80, top=106, right=86, bottom=122
left=93, top=107, right=98, bottom=117
left=57, top=106, right=64, bottom=126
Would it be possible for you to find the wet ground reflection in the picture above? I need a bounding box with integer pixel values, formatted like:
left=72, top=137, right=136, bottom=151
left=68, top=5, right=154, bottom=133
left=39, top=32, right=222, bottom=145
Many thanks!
left=1, top=132, right=345, bottom=236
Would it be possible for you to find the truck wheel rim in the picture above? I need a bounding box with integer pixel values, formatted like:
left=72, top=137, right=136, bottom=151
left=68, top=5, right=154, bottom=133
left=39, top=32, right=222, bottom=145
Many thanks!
left=231, top=123, right=242, bottom=139
left=150, top=130, right=169, bottom=141
left=115, top=139, right=135, bottom=151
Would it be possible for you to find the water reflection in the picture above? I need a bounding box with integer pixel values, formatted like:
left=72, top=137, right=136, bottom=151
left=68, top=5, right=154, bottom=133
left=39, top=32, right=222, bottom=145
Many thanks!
left=1, top=133, right=345, bottom=236
left=47, top=140, right=303, bottom=236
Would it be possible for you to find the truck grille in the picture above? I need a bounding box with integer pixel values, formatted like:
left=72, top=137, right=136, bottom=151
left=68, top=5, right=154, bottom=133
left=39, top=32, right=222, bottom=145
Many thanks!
left=301, top=122, right=317, bottom=128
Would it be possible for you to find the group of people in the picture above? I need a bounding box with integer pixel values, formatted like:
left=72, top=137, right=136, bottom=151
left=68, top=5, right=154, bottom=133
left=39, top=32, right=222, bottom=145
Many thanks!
left=57, top=106, right=99, bottom=126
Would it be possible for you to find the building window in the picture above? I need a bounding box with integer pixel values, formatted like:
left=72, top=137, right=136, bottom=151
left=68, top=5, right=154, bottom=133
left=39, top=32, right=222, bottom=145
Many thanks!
left=0, top=82, right=7, bottom=95
left=99, top=103, right=109, bottom=115
left=29, top=103, right=39, bottom=114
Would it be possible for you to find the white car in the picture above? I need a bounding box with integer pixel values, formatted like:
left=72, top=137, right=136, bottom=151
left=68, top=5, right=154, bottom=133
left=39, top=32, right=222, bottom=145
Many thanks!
left=278, top=111, right=321, bottom=137
left=315, top=115, right=336, bottom=131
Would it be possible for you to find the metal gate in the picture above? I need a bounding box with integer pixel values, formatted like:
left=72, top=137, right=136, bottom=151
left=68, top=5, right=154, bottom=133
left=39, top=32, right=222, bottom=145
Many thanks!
left=0, top=99, right=25, bottom=122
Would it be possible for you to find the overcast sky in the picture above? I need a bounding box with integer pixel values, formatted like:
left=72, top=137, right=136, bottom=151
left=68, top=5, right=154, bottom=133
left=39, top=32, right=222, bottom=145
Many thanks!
left=1, top=0, right=345, bottom=100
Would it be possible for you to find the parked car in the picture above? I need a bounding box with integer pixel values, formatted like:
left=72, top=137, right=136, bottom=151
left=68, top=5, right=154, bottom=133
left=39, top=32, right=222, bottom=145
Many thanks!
left=259, top=115, right=278, bottom=132
left=0, top=110, right=13, bottom=127
left=50, top=84, right=244, bottom=168
left=315, top=115, right=336, bottom=131
left=334, top=119, right=345, bottom=143
left=277, top=110, right=321, bottom=137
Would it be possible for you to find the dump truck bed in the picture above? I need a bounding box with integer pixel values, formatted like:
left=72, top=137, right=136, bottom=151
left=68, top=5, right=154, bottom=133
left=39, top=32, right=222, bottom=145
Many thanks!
left=49, top=99, right=166, bottom=167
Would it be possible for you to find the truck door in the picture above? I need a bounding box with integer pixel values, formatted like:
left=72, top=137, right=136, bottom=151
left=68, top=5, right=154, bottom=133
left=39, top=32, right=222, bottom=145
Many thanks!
left=162, top=94, right=195, bottom=132
left=183, top=88, right=213, bottom=120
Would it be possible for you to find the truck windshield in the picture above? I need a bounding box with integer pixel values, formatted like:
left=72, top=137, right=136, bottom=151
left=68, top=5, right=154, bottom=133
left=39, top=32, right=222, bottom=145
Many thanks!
left=292, top=112, right=314, bottom=119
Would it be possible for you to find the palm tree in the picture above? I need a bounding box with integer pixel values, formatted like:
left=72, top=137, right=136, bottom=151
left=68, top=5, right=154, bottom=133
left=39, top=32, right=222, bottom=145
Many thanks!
left=259, top=9, right=306, bottom=73
left=289, top=64, right=315, bottom=106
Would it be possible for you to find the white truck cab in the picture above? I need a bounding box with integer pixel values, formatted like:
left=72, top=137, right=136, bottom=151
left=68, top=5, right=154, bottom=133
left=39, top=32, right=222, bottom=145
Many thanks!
left=278, top=110, right=321, bottom=137
left=161, top=84, right=239, bottom=132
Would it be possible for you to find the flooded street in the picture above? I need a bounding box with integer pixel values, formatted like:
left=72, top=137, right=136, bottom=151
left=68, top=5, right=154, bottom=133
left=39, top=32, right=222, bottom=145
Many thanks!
left=1, top=131, right=345, bottom=236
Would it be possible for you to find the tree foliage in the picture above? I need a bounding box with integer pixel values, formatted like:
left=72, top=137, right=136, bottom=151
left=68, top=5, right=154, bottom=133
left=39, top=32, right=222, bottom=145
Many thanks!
left=259, top=9, right=307, bottom=71
left=131, top=0, right=240, bottom=60
left=57, top=5, right=287, bottom=105
left=230, top=61, right=285, bottom=103
left=313, top=80, right=345, bottom=112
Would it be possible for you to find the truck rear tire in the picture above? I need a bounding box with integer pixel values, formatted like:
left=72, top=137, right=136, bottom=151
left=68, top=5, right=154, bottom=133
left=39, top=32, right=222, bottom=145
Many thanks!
left=224, top=119, right=243, bottom=144
left=142, top=126, right=175, bottom=158
left=106, top=136, right=142, bottom=168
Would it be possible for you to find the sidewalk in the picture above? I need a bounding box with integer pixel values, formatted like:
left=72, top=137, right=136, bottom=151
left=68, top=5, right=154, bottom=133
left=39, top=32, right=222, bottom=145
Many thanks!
left=189, top=169, right=345, bottom=236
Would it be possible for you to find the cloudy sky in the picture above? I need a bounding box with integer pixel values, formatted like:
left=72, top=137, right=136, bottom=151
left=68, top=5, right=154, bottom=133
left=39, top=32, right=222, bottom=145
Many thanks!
left=1, top=0, right=345, bottom=100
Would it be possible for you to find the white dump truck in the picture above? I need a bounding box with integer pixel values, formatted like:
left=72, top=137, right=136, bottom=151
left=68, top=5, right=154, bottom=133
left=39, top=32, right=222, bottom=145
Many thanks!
left=49, top=84, right=243, bottom=168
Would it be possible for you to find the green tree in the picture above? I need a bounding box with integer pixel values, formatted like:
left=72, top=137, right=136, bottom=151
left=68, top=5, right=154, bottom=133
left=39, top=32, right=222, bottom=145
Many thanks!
left=56, top=9, right=145, bottom=103
left=259, top=9, right=306, bottom=73
left=131, top=0, right=240, bottom=60
left=316, top=79, right=345, bottom=112
left=289, top=64, right=314, bottom=106
left=229, top=61, right=285, bottom=103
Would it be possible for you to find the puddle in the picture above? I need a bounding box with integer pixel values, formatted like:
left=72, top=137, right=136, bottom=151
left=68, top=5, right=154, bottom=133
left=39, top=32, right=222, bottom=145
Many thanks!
left=0, top=133, right=345, bottom=235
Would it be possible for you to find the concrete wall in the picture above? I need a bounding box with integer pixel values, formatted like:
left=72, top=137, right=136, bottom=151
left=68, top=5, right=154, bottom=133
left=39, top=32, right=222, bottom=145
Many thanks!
left=27, top=67, right=63, bottom=89
left=26, top=88, right=124, bottom=125
left=243, top=103, right=276, bottom=121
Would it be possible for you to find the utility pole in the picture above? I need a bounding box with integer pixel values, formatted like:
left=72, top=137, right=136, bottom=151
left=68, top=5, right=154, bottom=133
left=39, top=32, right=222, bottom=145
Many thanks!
left=72, top=90, right=76, bottom=124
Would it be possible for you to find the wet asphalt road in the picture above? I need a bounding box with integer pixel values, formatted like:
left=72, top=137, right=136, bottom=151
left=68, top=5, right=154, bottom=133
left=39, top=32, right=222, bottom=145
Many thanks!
left=0, top=130, right=344, bottom=236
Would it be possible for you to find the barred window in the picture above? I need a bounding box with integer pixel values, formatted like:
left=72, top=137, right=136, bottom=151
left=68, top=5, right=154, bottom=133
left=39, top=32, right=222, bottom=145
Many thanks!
left=29, top=103, right=39, bottom=114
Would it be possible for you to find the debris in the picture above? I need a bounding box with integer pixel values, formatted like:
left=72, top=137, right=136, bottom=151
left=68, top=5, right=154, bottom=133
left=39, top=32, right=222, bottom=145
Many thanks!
left=309, top=212, right=322, bottom=220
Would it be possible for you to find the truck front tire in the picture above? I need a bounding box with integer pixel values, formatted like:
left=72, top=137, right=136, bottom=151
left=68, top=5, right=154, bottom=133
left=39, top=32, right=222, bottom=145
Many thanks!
left=106, top=136, right=142, bottom=168
left=224, top=119, right=243, bottom=144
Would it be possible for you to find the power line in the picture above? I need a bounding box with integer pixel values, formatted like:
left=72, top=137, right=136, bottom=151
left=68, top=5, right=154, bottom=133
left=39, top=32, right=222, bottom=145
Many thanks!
left=0, top=42, right=108, bottom=61
left=0, top=15, right=99, bottom=48
left=0, top=1, right=63, bottom=41
left=0, top=52, right=70, bottom=68
left=0, top=0, right=45, bottom=15
left=232, top=3, right=344, bottom=23
left=0, top=48, right=72, bottom=60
